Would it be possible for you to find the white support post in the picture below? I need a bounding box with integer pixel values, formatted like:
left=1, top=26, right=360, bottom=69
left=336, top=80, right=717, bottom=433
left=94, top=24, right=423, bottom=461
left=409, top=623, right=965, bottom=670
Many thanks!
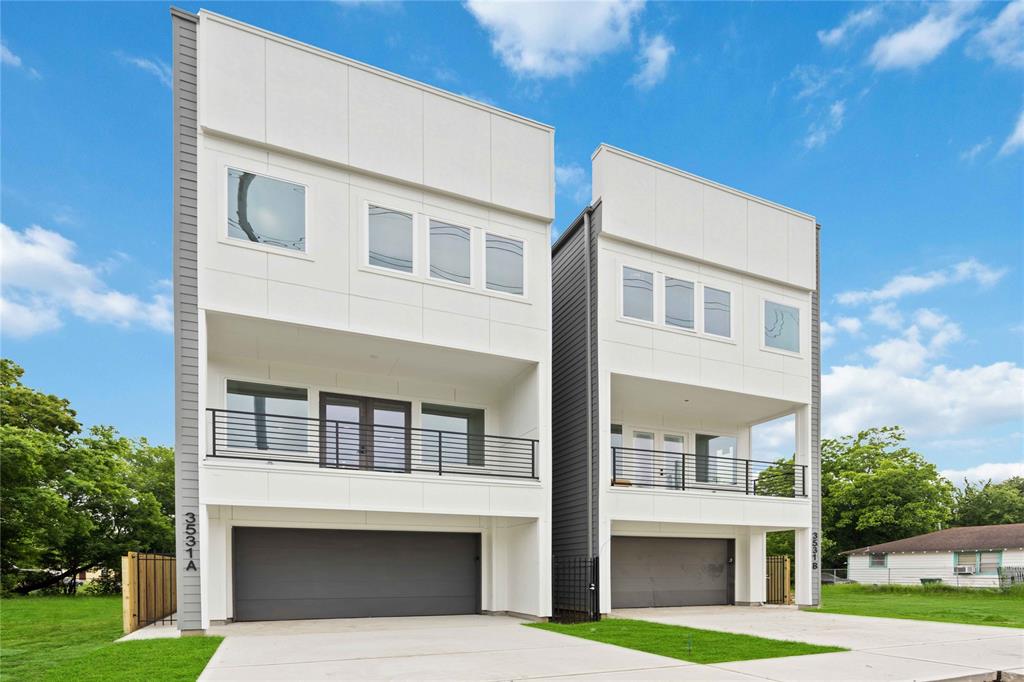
left=748, top=528, right=767, bottom=604
left=795, top=527, right=813, bottom=605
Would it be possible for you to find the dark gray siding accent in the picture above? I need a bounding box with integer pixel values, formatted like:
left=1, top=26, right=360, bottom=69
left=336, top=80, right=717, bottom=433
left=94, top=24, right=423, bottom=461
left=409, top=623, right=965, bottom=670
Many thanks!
left=171, top=7, right=202, bottom=632
left=232, top=528, right=481, bottom=621
left=551, top=204, right=601, bottom=558
left=811, top=224, right=822, bottom=605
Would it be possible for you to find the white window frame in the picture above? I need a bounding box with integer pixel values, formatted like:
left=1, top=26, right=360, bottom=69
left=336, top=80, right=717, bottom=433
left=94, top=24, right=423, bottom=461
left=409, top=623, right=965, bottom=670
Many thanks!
left=223, top=165, right=312, bottom=260
left=364, top=201, right=418, bottom=276
left=618, top=263, right=658, bottom=324
left=483, top=230, right=528, bottom=299
left=700, top=283, right=735, bottom=341
left=760, top=295, right=803, bottom=357
left=664, top=275, right=697, bottom=333
left=425, top=217, right=474, bottom=288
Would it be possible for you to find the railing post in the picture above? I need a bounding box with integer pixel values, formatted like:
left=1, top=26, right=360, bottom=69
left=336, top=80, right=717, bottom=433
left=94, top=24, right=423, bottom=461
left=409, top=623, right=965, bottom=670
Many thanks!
left=745, top=459, right=751, bottom=495
left=802, top=465, right=807, bottom=497
left=611, top=447, right=617, bottom=485
left=437, top=431, right=443, bottom=476
left=531, top=440, right=536, bottom=479
left=334, top=421, right=339, bottom=467
left=210, top=410, right=216, bottom=458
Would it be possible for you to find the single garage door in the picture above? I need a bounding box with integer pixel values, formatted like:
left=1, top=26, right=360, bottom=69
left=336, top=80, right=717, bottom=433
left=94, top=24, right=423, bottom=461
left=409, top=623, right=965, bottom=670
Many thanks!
left=233, top=527, right=480, bottom=621
left=611, top=536, right=734, bottom=608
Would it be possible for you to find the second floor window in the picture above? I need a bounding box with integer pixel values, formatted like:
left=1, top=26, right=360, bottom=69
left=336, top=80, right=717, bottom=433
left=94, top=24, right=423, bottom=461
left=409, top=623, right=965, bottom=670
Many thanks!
left=665, top=277, right=695, bottom=329
left=622, top=266, right=654, bottom=322
left=429, top=219, right=471, bottom=285
left=703, top=286, right=731, bottom=338
left=486, top=233, right=524, bottom=295
left=765, top=300, right=800, bottom=353
left=368, top=205, right=414, bottom=273
left=228, top=169, right=305, bottom=252
left=225, top=380, right=308, bottom=452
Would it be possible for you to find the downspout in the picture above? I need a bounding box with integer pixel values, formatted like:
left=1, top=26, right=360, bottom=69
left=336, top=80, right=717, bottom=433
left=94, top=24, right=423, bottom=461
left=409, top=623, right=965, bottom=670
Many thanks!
left=583, top=208, right=594, bottom=558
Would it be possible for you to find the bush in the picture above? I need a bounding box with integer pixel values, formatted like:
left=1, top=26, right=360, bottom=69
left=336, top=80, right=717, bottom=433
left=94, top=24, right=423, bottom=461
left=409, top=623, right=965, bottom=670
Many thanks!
left=80, top=569, right=121, bottom=596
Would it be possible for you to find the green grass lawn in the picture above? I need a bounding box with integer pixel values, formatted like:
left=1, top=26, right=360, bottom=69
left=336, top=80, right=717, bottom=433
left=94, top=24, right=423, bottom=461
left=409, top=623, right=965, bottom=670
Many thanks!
left=815, top=583, right=1024, bottom=629
left=529, top=618, right=845, bottom=665
left=0, top=596, right=222, bottom=682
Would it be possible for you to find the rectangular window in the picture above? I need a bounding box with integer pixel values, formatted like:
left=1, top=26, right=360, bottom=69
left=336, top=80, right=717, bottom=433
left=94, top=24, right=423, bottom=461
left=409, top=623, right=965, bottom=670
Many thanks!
left=225, top=380, right=308, bottom=452
left=228, top=169, right=305, bottom=252
left=485, top=233, right=524, bottom=295
left=765, top=300, right=800, bottom=353
left=662, top=434, right=686, bottom=490
left=979, top=551, right=1001, bottom=575
left=703, top=286, right=731, bottom=337
left=429, top=220, right=471, bottom=286
left=422, top=404, right=485, bottom=467
left=368, top=205, right=414, bottom=273
left=695, top=433, right=737, bottom=484
left=956, top=552, right=976, bottom=568
left=869, top=553, right=886, bottom=568
left=665, top=277, right=695, bottom=330
left=622, top=267, right=654, bottom=322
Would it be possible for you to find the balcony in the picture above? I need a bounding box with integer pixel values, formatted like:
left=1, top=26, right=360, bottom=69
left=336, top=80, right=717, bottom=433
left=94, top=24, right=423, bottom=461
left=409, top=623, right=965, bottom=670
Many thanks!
left=207, top=408, right=538, bottom=480
left=611, top=446, right=807, bottom=498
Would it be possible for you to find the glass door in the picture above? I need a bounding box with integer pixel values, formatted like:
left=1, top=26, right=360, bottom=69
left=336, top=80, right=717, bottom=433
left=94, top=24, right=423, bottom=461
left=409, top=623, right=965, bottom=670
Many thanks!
left=661, top=434, right=686, bottom=490
left=633, top=431, right=655, bottom=487
left=319, top=393, right=411, bottom=472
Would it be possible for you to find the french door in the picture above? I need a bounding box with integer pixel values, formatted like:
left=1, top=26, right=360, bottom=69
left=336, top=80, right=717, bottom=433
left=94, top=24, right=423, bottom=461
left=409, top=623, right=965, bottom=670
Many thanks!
left=319, top=393, right=411, bottom=472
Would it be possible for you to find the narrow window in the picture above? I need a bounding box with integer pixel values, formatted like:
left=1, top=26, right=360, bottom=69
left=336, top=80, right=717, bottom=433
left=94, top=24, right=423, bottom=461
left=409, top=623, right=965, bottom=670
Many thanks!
left=225, top=381, right=308, bottom=452
left=665, top=277, right=695, bottom=329
left=422, top=404, right=485, bottom=467
left=368, top=205, right=414, bottom=273
left=765, top=300, right=800, bottom=353
left=622, top=267, right=654, bottom=322
left=485, top=233, right=524, bottom=295
left=703, top=286, right=731, bottom=337
left=979, top=551, right=1001, bottom=574
left=429, top=219, right=471, bottom=285
left=228, top=169, right=305, bottom=252
left=869, top=553, right=887, bottom=568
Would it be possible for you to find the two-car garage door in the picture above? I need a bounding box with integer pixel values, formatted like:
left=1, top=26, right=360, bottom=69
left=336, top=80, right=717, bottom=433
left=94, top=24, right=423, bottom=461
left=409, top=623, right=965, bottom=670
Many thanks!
left=611, top=536, right=735, bottom=608
left=232, top=527, right=480, bottom=621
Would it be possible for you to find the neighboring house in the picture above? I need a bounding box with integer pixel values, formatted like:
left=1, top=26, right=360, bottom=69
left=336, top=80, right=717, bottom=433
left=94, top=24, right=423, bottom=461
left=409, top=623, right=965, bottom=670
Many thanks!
left=844, top=523, right=1024, bottom=588
left=171, top=9, right=554, bottom=632
left=551, top=146, right=822, bottom=611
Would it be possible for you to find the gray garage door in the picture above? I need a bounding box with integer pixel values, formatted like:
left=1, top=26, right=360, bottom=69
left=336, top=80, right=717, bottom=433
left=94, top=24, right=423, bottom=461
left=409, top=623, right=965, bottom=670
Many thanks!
left=233, top=527, right=480, bottom=621
left=611, top=536, right=734, bottom=608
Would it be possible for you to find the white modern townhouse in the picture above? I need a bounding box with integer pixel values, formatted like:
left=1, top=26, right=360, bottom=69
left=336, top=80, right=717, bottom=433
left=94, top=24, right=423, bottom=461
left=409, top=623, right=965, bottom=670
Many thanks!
left=551, top=146, right=821, bottom=615
left=171, top=9, right=554, bottom=631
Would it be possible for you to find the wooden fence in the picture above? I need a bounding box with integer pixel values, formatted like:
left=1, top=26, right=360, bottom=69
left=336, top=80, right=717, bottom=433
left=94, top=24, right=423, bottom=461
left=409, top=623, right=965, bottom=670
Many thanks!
left=122, top=552, right=176, bottom=634
left=766, top=554, right=793, bottom=605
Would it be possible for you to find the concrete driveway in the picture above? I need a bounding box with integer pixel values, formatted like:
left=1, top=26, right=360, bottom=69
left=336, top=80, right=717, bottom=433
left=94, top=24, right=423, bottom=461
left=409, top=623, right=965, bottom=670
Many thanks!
left=613, top=606, right=1024, bottom=681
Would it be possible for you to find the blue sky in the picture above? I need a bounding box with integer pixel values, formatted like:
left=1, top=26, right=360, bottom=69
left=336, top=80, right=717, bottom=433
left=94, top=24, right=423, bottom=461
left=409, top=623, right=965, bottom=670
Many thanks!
left=2, top=1, right=1021, bottom=481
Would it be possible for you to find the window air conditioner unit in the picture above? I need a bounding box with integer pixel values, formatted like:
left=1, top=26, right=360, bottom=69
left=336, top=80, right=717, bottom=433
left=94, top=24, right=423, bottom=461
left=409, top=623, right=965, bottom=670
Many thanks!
left=954, top=565, right=975, bottom=575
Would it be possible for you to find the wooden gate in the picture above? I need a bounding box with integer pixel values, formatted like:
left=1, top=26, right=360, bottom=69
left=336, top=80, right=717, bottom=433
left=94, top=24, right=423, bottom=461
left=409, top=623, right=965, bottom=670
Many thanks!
left=122, top=552, right=176, bottom=633
left=766, top=555, right=792, bottom=605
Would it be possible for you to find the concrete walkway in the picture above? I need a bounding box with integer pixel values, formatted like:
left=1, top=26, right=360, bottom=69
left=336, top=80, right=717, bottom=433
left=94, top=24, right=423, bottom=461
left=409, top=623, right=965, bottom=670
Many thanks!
left=613, top=606, right=1024, bottom=681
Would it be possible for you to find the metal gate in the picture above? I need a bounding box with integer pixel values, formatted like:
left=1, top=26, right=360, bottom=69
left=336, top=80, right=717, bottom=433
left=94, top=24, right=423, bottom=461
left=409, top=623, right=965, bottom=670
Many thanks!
left=552, top=556, right=599, bottom=623
left=766, top=555, right=792, bottom=605
left=122, top=552, right=176, bottom=633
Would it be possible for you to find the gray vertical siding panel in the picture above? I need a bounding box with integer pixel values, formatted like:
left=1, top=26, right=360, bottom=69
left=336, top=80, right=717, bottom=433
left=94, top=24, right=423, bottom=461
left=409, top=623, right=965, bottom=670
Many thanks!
left=811, top=225, right=822, bottom=605
left=171, top=7, right=202, bottom=632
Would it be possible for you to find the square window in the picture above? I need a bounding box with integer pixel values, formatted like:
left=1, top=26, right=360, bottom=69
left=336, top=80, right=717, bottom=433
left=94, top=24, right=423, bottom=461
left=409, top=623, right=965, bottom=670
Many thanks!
left=622, top=267, right=654, bottom=322
left=429, top=219, right=471, bottom=285
left=225, top=381, right=308, bottom=452
left=869, top=553, right=886, bottom=568
left=368, top=205, right=414, bottom=273
left=665, top=277, right=695, bottom=329
left=228, top=169, right=305, bottom=252
left=765, top=300, right=800, bottom=353
left=486, top=233, right=524, bottom=295
left=704, top=286, right=731, bottom=337
left=979, top=551, right=1001, bottom=574
left=422, top=404, right=485, bottom=467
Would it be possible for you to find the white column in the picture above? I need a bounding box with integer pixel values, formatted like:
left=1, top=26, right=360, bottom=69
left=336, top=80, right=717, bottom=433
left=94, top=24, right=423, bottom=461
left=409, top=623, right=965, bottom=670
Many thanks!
left=746, top=528, right=767, bottom=604
left=795, top=527, right=813, bottom=605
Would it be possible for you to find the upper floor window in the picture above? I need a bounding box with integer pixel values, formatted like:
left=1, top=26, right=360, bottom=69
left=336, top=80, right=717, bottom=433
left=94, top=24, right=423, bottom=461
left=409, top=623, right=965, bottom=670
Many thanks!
left=486, top=233, right=524, bottom=295
left=703, top=286, right=731, bottom=338
left=665, top=277, right=695, bottom=330
left=622, top=267, right=654, bottom=322
left=225, top=380, right=308, bottom=452
left=764, top=300, right=800, bottom=353
left=368, top=205, right=414, bottom=273
left=868, top=553, right=887, bottom=568
left=429, top=219, right=471, bottom=286
left=228, top=169, right=305, bottom=252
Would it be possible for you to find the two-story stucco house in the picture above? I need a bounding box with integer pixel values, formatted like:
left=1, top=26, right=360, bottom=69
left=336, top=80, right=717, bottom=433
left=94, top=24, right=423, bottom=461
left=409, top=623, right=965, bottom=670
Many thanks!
left=551, top=146, right=821, bottom=612
left=171, top=9, right=554, bottom=632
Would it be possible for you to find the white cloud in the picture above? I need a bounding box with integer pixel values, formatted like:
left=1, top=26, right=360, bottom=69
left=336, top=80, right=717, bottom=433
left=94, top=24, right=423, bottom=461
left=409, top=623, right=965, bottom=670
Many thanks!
left=821, top=321, right=836, bottom=349
left=869, top=303, right=904, bottom=329
left=0, top=223, right=172, bottom=337
left=999, top=109, right=1024, bottom=156
left=970, top=0, right=1024, bottom=69
left=555, top=162, right=591, bottom=205
left=941, top=461, right=1024, bottom=485
left=630, top=33, right=674, bottom=90
left=959, top=138, right=991, bottom=163
left=752, top=414, right=796, bottom=460
left=790, top=65, right=843, bottom=100
left=868, top=3, right=978, bottom=71
left=1, top=40, right=40, bottom=78
left=837, top=258, right=1007, bottom=305
left=817, top=6, right=884, bottom=48
left=465, top=0, right=644, bottom=78
left=116, top=53, right=172, bottom=88
left=803, top=99, right=846, bottom=149
left=836, top=317, right=862, bottom=334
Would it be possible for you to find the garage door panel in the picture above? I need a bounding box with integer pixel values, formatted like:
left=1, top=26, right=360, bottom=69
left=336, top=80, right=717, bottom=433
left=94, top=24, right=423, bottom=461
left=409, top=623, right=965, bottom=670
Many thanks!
left=611, top=536, right=734, bottom=608
left=233, top=527, right=480, bottom=621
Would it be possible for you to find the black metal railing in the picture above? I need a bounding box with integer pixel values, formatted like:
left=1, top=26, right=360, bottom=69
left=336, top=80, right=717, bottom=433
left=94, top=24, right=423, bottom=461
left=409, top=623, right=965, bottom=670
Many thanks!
left=552, top=555, right=600, bottom=623
left=207, top=409, right=538, bottom=480
left=611, top=446, right=807, bottom=497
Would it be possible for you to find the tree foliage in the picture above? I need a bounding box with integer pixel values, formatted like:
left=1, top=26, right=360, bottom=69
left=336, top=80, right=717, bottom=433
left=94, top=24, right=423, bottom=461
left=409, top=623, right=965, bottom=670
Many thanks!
left=953, top=477, right=1024, bottom=527
left=821, top=426, right=955, bottom=567
left=0, top=359, right=174, bottom=593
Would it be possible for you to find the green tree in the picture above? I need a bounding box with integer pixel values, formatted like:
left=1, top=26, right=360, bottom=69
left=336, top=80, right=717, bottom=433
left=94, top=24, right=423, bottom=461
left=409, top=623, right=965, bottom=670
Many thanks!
left=822, top=426, right=955, bottom=567
left=953, top=477, right=1024, bottom=527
